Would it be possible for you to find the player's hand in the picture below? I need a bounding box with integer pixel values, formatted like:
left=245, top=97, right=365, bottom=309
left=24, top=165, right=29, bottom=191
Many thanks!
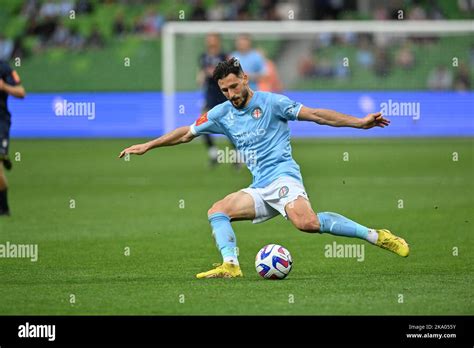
left=0, top=79, right=4, bottom=91
left=359, top=112, right=390, bottom=129
left=118, top=143, right=149, bottom=158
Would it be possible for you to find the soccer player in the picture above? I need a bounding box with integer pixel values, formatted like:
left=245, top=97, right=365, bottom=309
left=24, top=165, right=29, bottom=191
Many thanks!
left=196, top=33, right=228, bottom=166
left=119, top=57, right=409, bottom=278
left=0, top=60, right=26, bottom=216
left=231, top=34, right=267, bottom=91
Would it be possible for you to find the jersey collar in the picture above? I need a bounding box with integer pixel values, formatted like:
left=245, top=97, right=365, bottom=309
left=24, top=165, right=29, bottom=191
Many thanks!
left=234, top=91, right=258, bottom=115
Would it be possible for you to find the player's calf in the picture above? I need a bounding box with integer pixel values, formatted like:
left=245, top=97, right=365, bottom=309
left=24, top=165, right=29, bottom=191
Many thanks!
left=197, top=192, right=256, bottom=278
left=316, top=212, right=409, bottom=257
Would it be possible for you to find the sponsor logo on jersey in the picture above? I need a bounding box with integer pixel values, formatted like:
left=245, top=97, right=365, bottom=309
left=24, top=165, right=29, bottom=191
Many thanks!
left=195, top=112, right=208, bottom=126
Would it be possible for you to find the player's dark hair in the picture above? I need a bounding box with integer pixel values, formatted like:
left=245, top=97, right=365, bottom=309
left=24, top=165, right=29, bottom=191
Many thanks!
left=213, top=57, right=244, bottom=82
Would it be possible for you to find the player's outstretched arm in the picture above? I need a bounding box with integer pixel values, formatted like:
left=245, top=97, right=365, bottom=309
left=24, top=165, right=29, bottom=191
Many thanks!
left=118, top=126, right=195, bottom=158
left=298, top=106, right=390, bottom=129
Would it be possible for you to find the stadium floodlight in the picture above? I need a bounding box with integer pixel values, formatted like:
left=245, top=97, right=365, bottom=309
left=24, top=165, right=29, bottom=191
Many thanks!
left=162, top=20, right=474, bottom=133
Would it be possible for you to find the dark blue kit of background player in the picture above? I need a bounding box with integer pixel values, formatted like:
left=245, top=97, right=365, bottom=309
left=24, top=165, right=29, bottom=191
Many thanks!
left=199, top=52, right=228, bottom=109
left=0, top=60, right=20, bottom=159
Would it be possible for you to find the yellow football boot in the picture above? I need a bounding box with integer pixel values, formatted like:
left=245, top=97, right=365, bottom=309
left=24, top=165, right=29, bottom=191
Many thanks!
left=376, top=229, right=410, bottom=257
left=196, top=262, right=243, bottom=279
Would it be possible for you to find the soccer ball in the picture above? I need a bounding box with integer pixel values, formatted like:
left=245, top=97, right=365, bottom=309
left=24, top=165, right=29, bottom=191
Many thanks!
left=255, top=244, right=293, bottom=279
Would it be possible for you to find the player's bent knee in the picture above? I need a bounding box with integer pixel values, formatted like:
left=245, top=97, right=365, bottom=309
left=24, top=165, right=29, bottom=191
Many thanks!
left=207, top=201, right=231, bottom=218
left=207, top=203, right=222, bottom=217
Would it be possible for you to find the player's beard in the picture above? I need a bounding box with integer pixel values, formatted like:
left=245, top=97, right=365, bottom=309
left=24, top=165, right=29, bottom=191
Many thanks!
left=231, top=88, right=249, bottom=109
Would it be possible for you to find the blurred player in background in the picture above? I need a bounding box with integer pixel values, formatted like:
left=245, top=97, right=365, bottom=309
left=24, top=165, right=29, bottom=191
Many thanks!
left=231, top=34, right=267, bottom=90
left=119, top=58, right=410, bottom=278
left=256, top=48, right=283, bottom=93
left=0, top=60, right=26, bottom=216
left=196, top=33, right=228, bottom=166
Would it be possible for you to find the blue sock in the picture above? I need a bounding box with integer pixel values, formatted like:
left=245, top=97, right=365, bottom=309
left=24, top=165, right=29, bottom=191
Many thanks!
left=208, top=212, right=239, bottom=264
left=316, top=212, right=378, bottom=244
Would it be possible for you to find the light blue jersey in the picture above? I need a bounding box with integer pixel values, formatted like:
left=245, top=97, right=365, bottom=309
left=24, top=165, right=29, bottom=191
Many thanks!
left=190, top=91, right=303, bottom=188
left=231, top=50, right=266, bottom=90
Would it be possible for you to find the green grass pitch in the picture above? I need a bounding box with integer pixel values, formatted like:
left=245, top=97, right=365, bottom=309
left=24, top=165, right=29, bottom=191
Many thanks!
left=0, top=137, right=472, bottom=315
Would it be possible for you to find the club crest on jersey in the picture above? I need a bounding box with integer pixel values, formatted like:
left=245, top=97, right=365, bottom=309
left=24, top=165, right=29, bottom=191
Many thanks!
left=251, top=107, right=263, bottom=120
left=279, top=186, right=289, bottom=198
